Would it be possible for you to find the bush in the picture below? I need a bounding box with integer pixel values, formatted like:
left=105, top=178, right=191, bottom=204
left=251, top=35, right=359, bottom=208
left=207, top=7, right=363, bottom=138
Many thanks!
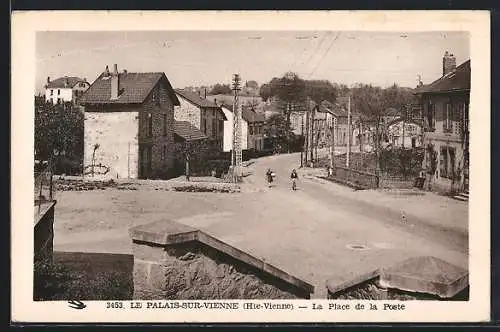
left=53, top=156, right=83, bottom=176
left=34, top=260, right=132, bottom=301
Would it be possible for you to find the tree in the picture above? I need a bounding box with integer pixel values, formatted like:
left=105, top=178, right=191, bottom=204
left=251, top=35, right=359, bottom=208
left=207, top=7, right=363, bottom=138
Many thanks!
left=263, top=113, right=295, bottom=152
left=304, top=79, right=337, bottom=104
left=350, top=83, right=415, bottom=171
left=35, top=98, right=84, bottom=173
left=209, top=83, right=232, bottom=95
left=245, top=80, right=259, bottom=90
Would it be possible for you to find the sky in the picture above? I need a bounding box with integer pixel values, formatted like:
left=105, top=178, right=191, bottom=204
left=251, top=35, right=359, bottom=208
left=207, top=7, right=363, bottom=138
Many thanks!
left=36, top=31, right=469, bottom=94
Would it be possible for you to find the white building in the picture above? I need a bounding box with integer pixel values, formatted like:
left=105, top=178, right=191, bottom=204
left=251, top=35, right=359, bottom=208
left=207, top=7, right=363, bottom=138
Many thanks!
left=45, top=76, right=90, bottom=105
left=386, top=118, right=423, bottom=149
left=220, top=103, right=248, bottom=152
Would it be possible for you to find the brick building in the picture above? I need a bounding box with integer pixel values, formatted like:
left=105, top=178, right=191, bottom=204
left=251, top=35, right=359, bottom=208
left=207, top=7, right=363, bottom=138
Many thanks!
left=80, top=64, right=180, bottom=179
left=415, top=52, right=470, bottom=194
left=174, top=89, right=227, bottom=151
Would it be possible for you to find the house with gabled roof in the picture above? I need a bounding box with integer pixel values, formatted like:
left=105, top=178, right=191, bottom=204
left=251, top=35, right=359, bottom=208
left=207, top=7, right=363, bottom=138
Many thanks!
left=80, top=64, right=180, bottom=179
left=415, top=52, right=470, bottom=195
left=45, top=76, right=90, bottom=105
left=174, top=89, right=227, bottom=151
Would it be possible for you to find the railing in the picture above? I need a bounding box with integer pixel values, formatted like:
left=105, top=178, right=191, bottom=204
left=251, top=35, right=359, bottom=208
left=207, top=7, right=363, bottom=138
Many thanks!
left=330, top=166, right=379, bottom=189
left=35, top=163, right=54, bottom=210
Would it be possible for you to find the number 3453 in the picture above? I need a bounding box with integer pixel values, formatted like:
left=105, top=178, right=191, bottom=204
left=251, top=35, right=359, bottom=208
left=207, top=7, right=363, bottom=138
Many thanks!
left=106, top=301, right=124, bottom=309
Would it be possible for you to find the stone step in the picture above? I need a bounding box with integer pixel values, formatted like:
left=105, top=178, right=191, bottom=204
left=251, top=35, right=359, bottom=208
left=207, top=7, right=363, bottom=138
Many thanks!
left=452, top=194, right=468, bottom=202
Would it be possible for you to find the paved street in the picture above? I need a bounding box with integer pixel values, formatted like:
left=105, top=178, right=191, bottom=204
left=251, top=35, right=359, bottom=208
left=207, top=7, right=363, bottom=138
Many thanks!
left=53, top=153, right=468, bottom=298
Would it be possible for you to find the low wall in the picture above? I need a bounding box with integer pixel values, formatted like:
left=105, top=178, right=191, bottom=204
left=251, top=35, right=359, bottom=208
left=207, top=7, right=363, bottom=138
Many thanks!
left=327, top=256, right=469, bottom=301
left=129, top=220, right=314, bottom=300
left=34, top=201, right=57, bottom=263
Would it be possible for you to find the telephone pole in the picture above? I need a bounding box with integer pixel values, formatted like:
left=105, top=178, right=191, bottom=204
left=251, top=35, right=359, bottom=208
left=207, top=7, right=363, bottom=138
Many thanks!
left=232, top=74, right=242, bottom=182
left=346, top=95, right=351, bottom=168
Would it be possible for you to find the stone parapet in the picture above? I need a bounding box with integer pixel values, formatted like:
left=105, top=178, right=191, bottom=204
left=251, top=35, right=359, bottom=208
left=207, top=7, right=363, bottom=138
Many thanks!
left=326, top=256, right=469, bottom=301
left=129, top=220, right=314, bottom=300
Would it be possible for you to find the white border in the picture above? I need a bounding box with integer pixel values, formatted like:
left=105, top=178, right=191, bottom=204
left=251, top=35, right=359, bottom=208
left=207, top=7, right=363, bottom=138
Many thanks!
left=11, top=10, right=490, bottom=323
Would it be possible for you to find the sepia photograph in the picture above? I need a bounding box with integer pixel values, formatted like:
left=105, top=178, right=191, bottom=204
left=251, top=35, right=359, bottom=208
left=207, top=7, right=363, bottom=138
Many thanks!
left=12, top=11, right=490, bottom=323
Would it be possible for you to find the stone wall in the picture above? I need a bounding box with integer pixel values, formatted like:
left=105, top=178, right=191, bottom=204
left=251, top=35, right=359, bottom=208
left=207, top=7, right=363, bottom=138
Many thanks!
left=174, top=96, right=201, bottom=130
left=129, top=221, right=314, bottom=300
left=34, top=201, right=56, bottom=263
left=84, top=110, right=140, bottom=179
left=133, top=242, right=306, bottom=300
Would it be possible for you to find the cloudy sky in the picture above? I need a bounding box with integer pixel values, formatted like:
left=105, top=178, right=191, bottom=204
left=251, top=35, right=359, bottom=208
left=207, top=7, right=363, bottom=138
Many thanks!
left=36, top=31, right=469, bottom=94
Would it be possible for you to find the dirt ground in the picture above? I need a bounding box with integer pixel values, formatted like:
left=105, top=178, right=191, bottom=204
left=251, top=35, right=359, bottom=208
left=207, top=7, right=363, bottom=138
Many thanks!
left=53, top=153, right=468, bottom=299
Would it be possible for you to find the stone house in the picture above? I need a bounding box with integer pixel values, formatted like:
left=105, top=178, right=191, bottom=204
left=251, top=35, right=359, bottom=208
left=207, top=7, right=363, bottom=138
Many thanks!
left=45, top=76, right=90, bottom=106
left=80, top=64, right=180, bottom=180
left=386, top=117, right=423, bottom=149
left=219, top=103, right=249, bottom=152
left=415, top=52, right=470, bottom=194
left=174, top=89, right=227, bottom=151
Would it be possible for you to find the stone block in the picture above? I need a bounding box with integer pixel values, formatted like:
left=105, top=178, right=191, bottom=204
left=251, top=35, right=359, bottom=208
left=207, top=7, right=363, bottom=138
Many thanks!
left=129, top=220, right=315, bottom=299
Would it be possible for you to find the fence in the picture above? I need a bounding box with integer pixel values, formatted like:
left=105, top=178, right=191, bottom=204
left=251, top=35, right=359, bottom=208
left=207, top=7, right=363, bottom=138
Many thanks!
left=35, top=164, right=54, bottom=208
left=329, top=166, right=379, bottom=190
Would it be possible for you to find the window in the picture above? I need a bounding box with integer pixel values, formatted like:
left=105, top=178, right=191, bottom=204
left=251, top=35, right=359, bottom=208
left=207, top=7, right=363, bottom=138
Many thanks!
left=162, top=145, right=167, bottom=161
left=58, top=89, right=61, bottom=95
left=439, top=146, right=456, bottom=179
left=147, top=113, right=153, bottom=137
left=50, top=89, right=53, bottom=96
left=152, top=90, right=160, bottom=105
left=212, top=118, right=217, bottom=137
left=443, top=103, right=453, bottom=132
left=219, top=120, right=224, bottom=135
left=163, top=113, right=167, bottom=136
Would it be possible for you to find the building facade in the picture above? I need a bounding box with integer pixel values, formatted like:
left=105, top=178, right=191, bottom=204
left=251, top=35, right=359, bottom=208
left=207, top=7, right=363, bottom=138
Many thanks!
left=174, top=89, right=226, bottom=151
left=45, top=76, right=90, bottom=105
left=386, top=118, right=423, bottom=149
left=219, top=103, right=249, bottom=152
left=80, top=64, right=180, bottom=180
left=242, top=106, right=265, bottom=151
left=415, top=53, right=470, bottom=194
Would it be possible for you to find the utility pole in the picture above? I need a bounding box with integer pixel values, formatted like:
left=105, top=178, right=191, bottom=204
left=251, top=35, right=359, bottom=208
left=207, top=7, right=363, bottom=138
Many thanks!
left=330, top=117, right=336, bottom=168
left=300, top=114, right=304, bottom=167
left=304, top=104, right=310, bottom=166
left=346, top=95, right=351, bottom=168
left=310, top=101, right=315, bottom=163
left=232, top=74, right=242, bottom=182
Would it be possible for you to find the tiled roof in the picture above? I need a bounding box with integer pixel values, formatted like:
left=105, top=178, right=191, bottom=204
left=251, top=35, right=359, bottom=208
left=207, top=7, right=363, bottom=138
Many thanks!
left=173, top=121, right=207, bottom=141
left=415, top=60, right=470, bottom=94
left=175, top=89, right=220, bottom=108
left=80, top=72, right=180, bottom=105
left=46, top=76, right=87, bottom=89
left=242, top=108, right=265, bottom=123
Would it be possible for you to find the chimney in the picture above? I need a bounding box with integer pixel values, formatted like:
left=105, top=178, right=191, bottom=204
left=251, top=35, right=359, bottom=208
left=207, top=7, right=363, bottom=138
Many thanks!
left=104, top=65, right=110, bottom=76
left=123, top=69, right=127, bottom=75
left=442, top=51, right=456, bottom=76
left=64, top=77, right=69, bottom=88
left=204, top=88, right=207, bottom=99
left=47, top=77, right=50, bottom=84
left=110, top=64, right=120, bottom=100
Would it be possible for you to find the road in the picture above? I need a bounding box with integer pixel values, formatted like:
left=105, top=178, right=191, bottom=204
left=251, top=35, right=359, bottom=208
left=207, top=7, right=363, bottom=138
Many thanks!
left=53, top=152, right=468, bottom=298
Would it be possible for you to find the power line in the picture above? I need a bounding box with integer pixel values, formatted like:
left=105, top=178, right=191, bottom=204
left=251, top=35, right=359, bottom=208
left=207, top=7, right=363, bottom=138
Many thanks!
left=307, top=32, right=341, bottom=79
